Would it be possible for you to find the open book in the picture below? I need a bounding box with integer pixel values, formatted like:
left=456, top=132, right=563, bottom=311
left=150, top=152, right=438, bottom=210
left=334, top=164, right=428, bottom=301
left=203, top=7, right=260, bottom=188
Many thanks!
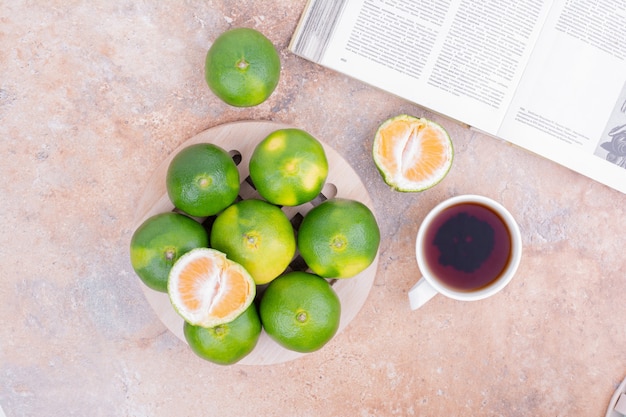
left=289, top=0, right=626, bottom=194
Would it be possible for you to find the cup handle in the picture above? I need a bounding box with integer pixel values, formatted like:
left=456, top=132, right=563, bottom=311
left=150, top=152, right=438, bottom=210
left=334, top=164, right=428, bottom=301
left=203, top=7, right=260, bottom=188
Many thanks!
left=408, top=277, right=438, bottom=310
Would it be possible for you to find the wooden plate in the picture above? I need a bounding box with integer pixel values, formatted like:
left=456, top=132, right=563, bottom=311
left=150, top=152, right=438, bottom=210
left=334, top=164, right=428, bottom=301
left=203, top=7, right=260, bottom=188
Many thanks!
left=133, top=120, right=379, bottom=365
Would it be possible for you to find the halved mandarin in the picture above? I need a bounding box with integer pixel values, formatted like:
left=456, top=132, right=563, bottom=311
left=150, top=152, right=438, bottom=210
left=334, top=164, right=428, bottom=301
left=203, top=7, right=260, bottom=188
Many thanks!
left=167, top=248, right=256, bottom=328
left=373, top=115, right=453, bottom=192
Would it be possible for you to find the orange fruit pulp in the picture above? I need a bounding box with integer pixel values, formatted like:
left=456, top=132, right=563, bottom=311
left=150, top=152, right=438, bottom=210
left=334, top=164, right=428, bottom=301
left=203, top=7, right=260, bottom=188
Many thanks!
left=167, top=248, right=256, bottom=328
left=373, top=114, right=453, bottom=192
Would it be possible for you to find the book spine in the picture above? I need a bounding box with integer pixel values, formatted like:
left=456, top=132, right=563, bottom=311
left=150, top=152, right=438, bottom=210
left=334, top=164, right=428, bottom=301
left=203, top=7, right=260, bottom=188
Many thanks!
left=291, top=0, right=348, bottom=62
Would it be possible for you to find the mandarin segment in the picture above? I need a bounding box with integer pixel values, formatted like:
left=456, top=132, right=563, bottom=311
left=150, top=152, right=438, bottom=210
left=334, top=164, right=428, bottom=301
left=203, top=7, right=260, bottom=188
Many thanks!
left=177, top=256, right=220, bottom=312
left=211, top=270, right=251, bottom=319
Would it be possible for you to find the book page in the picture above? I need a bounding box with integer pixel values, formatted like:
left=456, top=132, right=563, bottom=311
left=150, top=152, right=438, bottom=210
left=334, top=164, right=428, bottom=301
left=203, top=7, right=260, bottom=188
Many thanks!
left=290, top=0, right=552, bottom=134
left=498, top=0, right=626, bottom=193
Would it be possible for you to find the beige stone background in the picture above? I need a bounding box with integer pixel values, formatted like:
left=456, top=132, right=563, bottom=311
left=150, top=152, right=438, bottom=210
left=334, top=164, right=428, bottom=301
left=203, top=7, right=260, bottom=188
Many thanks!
left=1, top=1, right=626, bottom=416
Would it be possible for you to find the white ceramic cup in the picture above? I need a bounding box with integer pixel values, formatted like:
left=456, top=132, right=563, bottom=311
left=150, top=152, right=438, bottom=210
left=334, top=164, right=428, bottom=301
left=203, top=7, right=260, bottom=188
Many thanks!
left=409, top=195, right=522, bottom=310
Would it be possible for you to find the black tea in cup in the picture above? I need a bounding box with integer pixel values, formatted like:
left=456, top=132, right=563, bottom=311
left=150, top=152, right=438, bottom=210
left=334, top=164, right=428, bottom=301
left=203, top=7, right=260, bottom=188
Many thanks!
left=421, top=202, right=512, bottom=292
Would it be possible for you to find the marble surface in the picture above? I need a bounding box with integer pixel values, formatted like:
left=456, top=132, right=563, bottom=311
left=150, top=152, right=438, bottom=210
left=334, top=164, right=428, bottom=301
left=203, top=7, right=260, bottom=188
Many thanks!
left=2, top=2, right=625, bottom=416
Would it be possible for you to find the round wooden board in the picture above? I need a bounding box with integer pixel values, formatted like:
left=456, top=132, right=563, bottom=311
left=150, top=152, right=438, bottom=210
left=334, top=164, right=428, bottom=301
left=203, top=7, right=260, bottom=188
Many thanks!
left=133, top=120, right=379, bottom=365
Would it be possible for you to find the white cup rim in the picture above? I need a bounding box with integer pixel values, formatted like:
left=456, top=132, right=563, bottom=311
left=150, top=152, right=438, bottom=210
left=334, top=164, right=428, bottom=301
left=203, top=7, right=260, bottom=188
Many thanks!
left=415, top=194, right=522, bottom=301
